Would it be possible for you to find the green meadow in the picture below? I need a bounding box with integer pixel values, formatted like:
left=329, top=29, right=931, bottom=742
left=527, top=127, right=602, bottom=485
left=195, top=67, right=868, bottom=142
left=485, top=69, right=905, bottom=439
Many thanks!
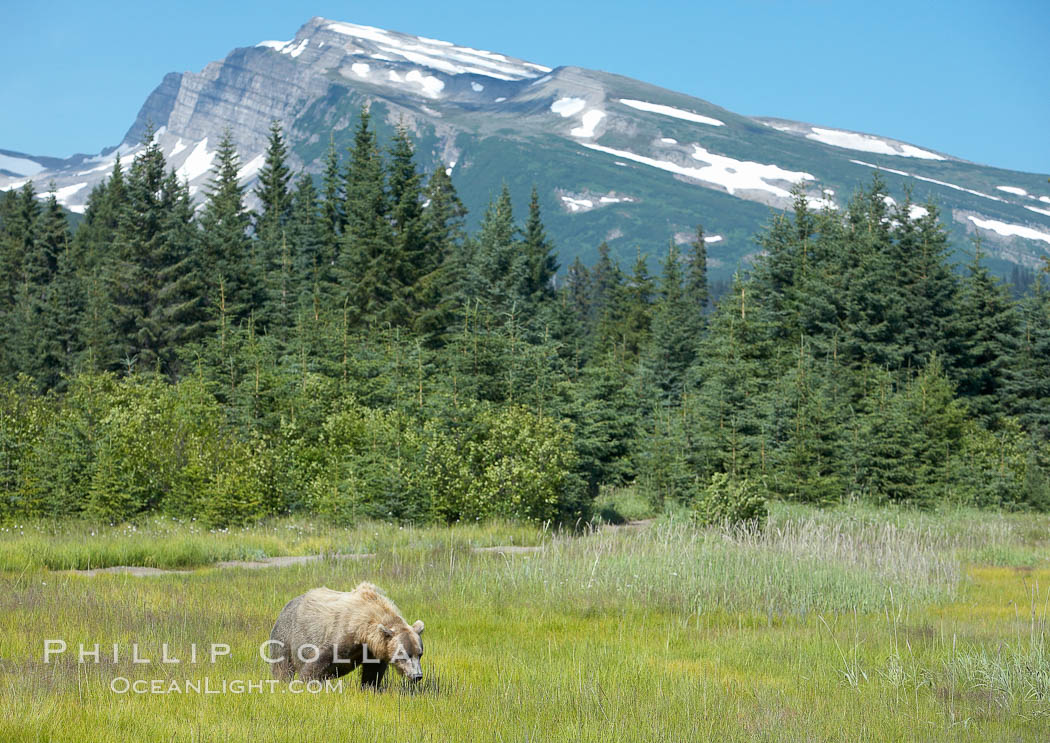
left=1, top=503, right=1048, bottom=741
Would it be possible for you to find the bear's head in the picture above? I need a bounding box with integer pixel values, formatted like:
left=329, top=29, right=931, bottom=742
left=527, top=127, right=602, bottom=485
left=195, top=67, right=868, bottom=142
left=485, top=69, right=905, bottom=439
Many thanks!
left=380, top=619, right=425, bottom=681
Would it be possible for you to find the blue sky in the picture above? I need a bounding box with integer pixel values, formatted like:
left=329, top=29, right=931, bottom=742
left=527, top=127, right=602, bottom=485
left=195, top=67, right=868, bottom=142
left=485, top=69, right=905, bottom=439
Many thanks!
left=3, top=0, right=1048, bottom=174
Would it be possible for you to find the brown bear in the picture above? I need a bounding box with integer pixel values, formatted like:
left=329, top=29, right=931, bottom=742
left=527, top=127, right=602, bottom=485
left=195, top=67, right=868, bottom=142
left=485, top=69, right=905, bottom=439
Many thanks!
left=268, top=582, right=424, bottom=688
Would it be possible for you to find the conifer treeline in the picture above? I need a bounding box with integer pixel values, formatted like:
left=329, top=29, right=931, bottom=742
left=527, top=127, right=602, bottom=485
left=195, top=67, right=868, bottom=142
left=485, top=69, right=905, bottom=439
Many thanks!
left=0, top=109, right=1047, bottom=525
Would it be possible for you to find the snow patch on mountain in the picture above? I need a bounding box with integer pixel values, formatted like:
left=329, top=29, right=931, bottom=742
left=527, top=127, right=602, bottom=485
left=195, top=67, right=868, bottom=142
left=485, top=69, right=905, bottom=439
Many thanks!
left=1025, top=205, right=1050, bottom=218
left=997, top=186, right=1028, bottom=196
left=660, top=138, right=677, bottom=144
left=675, top=231, right=723, bottom=245
left=850, top=160, right=1004, bottom=203
left=75, top=159, right=122, bottom=176
left=406, top=69, right=444, bottom=97
left=580, top=142, right=812, bottom=200
left=176, top=139, right=214, bottom=182
left=85, top=141, right=142, bottom=165
left=558, top=189, right=636, bottom=213
left=350, top=63, right=370, bottom=77
left=237, top=154, right=265, bottom=182
left=807, top=127, right=944, bottom=160
left=0, top=153, right=46, bottom=177
left=551, top=98, right=587, bottom=117
left=417, top=36, right=454, bottom=47
left=37, top=182, right=87, bottom=209
left=471, top=82, right=484, bottom=92
left=967, top=216, right=1050, bottom=245
left=571, top=111, right=606, bottom=138
left=257, top=40, right=291, bottom=51
left=169, top=139, right=188, bottom=158
left=284, top=39, right=309, bottom=58
left=323, top=20, right=549, bottom=81
left=619, top=99, right=725, bottom=127
left=689, top=144, right=813, bottom=197
left=562, top=196, right=594, bottom=212
left=881, top=195, right=930, bottom=221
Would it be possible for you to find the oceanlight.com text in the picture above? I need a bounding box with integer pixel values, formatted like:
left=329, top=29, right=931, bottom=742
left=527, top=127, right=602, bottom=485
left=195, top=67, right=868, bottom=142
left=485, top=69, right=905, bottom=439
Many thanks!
left=109, top=678, right=347, bottom=695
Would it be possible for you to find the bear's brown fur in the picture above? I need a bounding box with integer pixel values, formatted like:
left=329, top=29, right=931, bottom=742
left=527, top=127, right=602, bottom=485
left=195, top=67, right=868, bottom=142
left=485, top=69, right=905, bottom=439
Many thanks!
left=268, top=582, right=424, bottom=688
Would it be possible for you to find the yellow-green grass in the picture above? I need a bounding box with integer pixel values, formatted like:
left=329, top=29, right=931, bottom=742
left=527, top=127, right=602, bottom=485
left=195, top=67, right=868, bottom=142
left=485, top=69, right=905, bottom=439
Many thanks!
left=1, top=504, right=1048, bottom=741
left=0, top=518, right=545, bottom=571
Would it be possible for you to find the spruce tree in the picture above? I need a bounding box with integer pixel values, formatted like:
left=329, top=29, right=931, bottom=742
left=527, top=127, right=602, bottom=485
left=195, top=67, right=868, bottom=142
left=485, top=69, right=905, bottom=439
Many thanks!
left=199, top=129, right=257, bottom=326
left=642, top=241, right=696, bottom=402
left=621, top=249, right=654, bottom=360
left=340, top=107, right=394, bottom=325
left=686, top=275, right=776, bottom=481
left=886, top=196, right=962, bottom=371
left=319, top=134, right=344, bottom=274
left=1006, top=272, right=1050, bottom=440
left=415, top=164, right=467, bottom=340
left=386, top=123, right=426, bottom=326
left=685, top=224, right=709, bottom=334
left=588, top=242, right=629, bottom=358
left=0, top=182, right=41, bottom=313
left=254, top=120, right=294, bottom=332
left=287, top=174, right=330, bottom=307
left=109, top=126, right=171, bottom=372
left=152, top=171, right=205, bottom=374
left=956, top=237, right=1019, bottom=424
left=73, top=158, right=127, bottom=372
left=469, top=184, right=518, bottom=313
left=768, top=340, right=848, bottom=503
left=5, top=186, right=65, bottom=388
left=521, top=187, right=558, bottom=302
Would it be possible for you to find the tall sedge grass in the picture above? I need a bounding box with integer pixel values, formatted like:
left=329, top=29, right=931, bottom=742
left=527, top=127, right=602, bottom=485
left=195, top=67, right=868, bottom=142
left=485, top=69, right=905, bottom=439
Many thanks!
left=399, top=512, right=961, bottom=618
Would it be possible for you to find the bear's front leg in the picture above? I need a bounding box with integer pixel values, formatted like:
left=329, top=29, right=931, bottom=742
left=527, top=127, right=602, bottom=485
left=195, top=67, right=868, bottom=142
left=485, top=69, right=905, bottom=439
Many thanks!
left=271, top=657, right=294, bottom=682
left=361, top=661, right=387, bottom=690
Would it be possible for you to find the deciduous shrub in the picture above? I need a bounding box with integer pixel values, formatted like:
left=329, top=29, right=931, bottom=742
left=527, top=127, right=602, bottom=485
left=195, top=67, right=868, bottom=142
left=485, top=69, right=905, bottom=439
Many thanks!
left=693, top=472, right=768, bottom=527
left=425, top=405, right=578, bottom=523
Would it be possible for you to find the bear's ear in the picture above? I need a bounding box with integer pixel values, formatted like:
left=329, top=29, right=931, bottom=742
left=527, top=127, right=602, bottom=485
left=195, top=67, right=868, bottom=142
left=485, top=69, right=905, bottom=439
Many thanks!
left=412, top=620, right=425, bottom=635
left=380, top=626, right=395, bottom=638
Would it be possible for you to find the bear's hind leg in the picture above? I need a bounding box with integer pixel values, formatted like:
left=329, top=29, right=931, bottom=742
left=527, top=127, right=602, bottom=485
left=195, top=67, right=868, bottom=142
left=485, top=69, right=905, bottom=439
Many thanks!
left=300, top=658, right=338, bottom=683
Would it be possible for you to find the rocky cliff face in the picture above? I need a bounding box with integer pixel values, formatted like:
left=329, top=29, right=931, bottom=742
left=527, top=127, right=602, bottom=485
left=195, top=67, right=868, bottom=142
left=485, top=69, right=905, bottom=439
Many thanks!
left=3, top=16, right=1048, bottom=277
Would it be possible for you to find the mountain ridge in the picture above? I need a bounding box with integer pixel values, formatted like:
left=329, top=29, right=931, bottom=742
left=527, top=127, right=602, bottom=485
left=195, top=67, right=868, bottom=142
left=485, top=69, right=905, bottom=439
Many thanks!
left=3, top=16, right=1048, bottom=278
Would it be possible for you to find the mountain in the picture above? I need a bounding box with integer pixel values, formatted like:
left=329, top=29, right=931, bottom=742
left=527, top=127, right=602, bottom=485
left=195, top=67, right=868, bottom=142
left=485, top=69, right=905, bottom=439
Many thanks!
left=3, top=16, right=1049, bottom=279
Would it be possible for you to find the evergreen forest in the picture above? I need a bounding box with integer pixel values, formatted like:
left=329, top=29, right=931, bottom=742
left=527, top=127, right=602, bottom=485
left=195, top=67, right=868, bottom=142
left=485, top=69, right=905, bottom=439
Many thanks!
left=2, top=111, right=1048, bottom=527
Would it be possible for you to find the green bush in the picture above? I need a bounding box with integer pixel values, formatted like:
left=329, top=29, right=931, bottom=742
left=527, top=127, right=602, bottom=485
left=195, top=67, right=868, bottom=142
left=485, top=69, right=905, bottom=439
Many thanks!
left=425, top=405, right=579, bottom=524
left=82, top=376, right=276, bottom=526
left=950, top=418, right=1045, bottom=511
left=199, top=441, right=272, bottom=528
left=693, top=472, right=768, bottom=528
left=305, top=403, right=426, bottom=525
